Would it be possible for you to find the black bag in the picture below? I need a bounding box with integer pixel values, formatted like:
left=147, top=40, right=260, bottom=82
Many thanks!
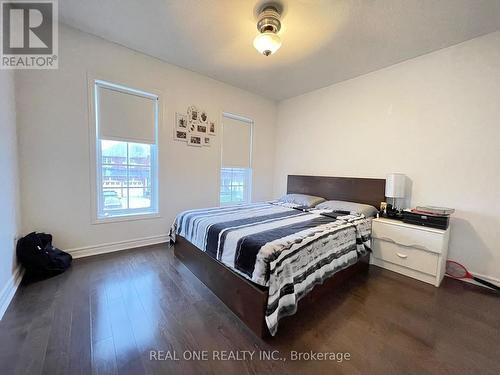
left=16, top=232, right=72, bottom=277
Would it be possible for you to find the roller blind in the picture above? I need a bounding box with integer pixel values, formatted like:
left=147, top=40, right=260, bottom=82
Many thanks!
left=96, top=82, right=157, bottom=144
left=221, top=116, right=252, bottom=168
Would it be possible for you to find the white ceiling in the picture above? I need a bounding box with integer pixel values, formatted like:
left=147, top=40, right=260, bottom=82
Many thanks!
left=59, top=0, right=500, bottom=100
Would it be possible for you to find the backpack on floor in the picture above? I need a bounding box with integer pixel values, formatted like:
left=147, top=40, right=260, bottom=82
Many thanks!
left=16, top=232, right=72, bottom=277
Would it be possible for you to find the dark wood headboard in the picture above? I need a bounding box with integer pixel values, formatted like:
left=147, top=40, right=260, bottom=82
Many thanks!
left=287, top=175, right=386, bottom=209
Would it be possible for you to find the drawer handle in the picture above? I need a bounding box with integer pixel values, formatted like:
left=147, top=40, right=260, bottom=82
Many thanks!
left=375, top=236, right=431, bottom=252
left=396, top=252, right=408, bottom=259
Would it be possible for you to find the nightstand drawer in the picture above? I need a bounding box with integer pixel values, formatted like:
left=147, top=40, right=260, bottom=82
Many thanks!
left=372, top=220, right=444, bottom=253
left=372, top=238, right=439, bottom=276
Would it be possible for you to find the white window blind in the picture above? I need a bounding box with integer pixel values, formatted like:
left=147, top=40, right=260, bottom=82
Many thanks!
left=221, top=116, right=252, bottom=168
left=96, top=81, right=157, bottom=144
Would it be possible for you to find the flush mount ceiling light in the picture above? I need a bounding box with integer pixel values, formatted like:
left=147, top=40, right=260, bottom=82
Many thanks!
left=253, top=5, right=282, bottom=56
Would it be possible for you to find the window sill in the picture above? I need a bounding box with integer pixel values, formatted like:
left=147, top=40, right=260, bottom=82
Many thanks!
left=92, top=212, right=161, bottom=225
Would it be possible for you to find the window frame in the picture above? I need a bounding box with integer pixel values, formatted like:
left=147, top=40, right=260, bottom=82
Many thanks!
left=88, top=75, right=161, bottom=224
left=219, top=112, right=253, bottom=206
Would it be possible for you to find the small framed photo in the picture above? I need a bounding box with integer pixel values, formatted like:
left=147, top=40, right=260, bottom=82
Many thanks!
left=187, top=122, right=196, bottom=133
left=203, top=136, right=211, bottom=147
left=174, top=129, right=187, bottom=142
left=208, top=121, right=216, bottom=136
left=200, top=110, right=208, bottom=124
left=187, top=133, right=202, bottom=147
left=188, top=106, right=199, bottom=123
left=197, top=124, right=207, bottom=133
left=176, top=113, right=187, bottom=130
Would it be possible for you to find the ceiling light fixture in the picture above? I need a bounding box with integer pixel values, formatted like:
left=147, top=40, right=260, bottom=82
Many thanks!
left=253, top=5, right=282, bottom=56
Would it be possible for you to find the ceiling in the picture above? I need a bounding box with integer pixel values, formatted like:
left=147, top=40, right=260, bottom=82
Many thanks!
left=59, top=0, right=500, bottom=100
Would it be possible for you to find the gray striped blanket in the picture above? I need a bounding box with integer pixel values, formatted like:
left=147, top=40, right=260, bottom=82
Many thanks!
left=169, top=202, right=372, bottom=335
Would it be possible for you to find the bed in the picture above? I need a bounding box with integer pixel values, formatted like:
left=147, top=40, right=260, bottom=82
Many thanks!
left=171, top=175, right=386, bottom=337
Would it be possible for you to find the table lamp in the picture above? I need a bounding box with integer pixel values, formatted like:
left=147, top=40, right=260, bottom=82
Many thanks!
left=385, top=173, right=406, bottom=216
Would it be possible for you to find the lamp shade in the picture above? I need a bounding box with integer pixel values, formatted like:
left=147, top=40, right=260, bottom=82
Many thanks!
left=385, top=173, right=406, bottom=198
left=253, top=32, right=281, bottom=56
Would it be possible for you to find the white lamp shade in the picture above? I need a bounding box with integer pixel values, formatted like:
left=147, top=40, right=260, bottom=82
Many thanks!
left=253, top=32, right=281, bottom=56
left=385, top=173, right=406, bottom=198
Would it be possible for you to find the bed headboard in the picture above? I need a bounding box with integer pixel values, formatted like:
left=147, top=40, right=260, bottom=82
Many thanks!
left=287, top=175, right=386, bottom=209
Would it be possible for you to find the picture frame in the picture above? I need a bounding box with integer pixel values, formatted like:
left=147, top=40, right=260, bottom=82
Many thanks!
left=200, top=110, right=208, bottom=124
left=197, top=124, right=207, bottom=133
left=187, top=133, right=203, bottom=147
left=203, top=136, right=211, bottom=147
left=175, top=112, right=187, bottom=130
left=174, top=128, right=187, bottom=142
left=187, top=122, right=197, bottom=133
left=187, top=105, right=199, bottom=124
left=208, top=120, right=216, bottom=136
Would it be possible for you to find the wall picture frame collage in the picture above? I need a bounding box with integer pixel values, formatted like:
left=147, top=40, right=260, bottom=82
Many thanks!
left=174, top=106, right=216, bottom=147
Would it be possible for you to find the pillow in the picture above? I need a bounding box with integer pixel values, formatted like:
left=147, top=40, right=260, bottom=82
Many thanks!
left=277, top=193, right=326, bottom=208
left=316, top=200, right=378, bottom=217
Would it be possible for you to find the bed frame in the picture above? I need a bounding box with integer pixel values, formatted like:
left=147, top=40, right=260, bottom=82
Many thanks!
left=174, top=175, right=386, bottom=337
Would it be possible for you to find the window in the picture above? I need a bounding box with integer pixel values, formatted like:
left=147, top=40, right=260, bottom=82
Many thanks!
left=220, top=114, right=253, bottom=206
left=93, top=80, right=159, bottom=220
left=220, top=168, right=252, bottom=205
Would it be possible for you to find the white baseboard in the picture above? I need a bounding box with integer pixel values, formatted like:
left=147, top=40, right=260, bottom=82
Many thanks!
left=0, top=265, right=24, bottom=320
left=446, top=271, right=500, bottom=289
left=67, top=234, right=169, bottom=259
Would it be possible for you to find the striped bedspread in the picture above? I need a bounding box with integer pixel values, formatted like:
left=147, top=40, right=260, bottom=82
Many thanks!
left=170, top=202, right=372, bottom=335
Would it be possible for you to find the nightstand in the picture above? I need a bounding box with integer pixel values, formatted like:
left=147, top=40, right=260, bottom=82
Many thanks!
left=370, top=217, right=450, bottom=287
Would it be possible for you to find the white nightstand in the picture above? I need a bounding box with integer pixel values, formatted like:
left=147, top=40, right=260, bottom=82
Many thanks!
left=370, top=217, right=450, bottom=287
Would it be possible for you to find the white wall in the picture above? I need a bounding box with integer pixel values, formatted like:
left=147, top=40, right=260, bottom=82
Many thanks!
left=16, top=26, right=277, bottom=252
left=274, top=31, right=500, bottom=282
left=0, top=70, right=21, bottom=317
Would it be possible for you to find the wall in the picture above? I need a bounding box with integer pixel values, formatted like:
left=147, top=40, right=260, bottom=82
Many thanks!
left=274, top=31, right=500, bottom=282
left=16, top=25, right=277, bottom=253
left=0, top=70, right=22, bottom=318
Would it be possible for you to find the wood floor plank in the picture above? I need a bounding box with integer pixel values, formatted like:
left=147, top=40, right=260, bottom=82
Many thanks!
left=92, top=337, right=117, bottom=375
left=67, top=266, right=93, bottom=375
left=42, top=271, right=76, bottom=375
left=1, top=244, right=499, bottom=375
left=105, top=291, right=147, bottom=375
left=14, top=303, right=54, bottom=375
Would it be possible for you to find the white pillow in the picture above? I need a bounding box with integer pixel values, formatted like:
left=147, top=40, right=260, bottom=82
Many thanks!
left=316, top=200, right=378, bottom=217
left=277, top=194, right=326, bottom=208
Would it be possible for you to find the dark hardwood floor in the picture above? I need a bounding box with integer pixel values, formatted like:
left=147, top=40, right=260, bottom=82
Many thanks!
left=1, top=244, right=499, bottom=375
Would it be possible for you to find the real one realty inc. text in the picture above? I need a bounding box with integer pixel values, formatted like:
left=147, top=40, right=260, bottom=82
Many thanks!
left=150, top=350, right=351, bottom=363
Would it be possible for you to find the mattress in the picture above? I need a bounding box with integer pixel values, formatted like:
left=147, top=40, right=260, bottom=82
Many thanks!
left=170, top=202, right=372, bottom=335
